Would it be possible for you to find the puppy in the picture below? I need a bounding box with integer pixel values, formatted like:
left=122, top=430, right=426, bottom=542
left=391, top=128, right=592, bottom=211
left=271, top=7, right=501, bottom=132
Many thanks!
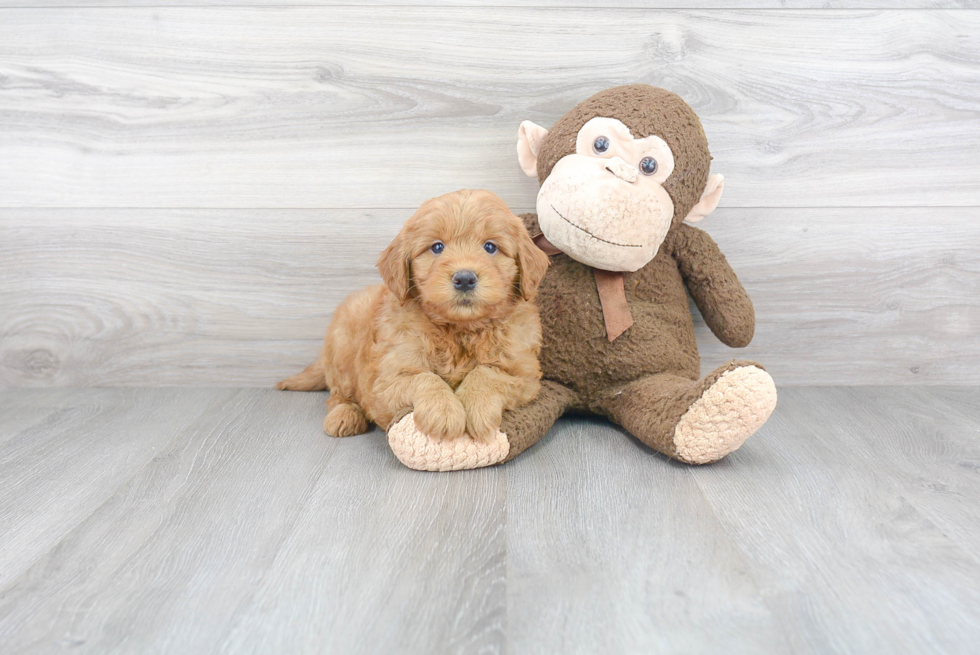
left=278, top=189, right=550, bottom=442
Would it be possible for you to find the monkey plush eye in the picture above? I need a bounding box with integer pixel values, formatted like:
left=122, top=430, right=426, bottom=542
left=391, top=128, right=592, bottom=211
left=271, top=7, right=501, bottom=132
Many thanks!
left=431, top=241, right=445, bottom=255
left=483, top=241, right=498, bottom=255
left=639, top=157, right=658, bottom=175
left=593, top=136, right=610, bottom=154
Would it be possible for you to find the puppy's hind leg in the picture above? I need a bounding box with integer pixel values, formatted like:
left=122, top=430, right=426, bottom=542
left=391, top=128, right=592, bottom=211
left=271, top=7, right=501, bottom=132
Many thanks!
left=277, top=362, right=328, bottom=391
left=324, top=397, right=370, bottom=437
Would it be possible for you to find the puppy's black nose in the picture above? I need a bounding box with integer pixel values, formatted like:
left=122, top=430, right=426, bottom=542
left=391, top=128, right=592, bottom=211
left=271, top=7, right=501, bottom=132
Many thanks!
left=452, top=270, right=478, bottom=292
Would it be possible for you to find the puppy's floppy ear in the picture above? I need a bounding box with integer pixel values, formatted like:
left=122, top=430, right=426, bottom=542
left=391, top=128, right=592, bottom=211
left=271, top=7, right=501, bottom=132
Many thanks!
left=513, top=218, right=550, bottom=301
left=377, top=229, right=412, bottom=302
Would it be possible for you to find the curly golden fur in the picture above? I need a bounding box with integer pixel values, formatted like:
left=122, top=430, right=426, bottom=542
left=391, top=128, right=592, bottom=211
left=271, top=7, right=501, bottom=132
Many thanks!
left=278, top=189, right=549, bottom=441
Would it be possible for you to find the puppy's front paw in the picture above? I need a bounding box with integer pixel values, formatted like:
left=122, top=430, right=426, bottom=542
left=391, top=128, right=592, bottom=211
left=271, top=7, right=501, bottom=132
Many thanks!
left=413, top=392, right=467, bottom=441
left=462, top=398, right=503, bottom=442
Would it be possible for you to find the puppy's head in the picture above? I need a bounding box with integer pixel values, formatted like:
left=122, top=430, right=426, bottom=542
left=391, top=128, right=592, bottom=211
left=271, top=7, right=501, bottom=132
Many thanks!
left=377, top=189, right=549, bottom=324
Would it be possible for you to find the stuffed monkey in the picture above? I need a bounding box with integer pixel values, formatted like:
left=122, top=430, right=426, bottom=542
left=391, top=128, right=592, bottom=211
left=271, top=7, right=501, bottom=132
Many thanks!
left=388, top=84, right=777, bottom=471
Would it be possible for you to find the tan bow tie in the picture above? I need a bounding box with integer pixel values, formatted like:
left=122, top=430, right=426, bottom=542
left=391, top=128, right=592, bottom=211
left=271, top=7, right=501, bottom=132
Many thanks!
left=533, top=233, right=633, bottom=342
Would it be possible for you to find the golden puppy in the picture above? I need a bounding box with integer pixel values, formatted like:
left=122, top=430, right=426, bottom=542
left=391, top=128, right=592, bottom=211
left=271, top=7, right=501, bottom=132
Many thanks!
left=278, top=189, right=549, bottom=442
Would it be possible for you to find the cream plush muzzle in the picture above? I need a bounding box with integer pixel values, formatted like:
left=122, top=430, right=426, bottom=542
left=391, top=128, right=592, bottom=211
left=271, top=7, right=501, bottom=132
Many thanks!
left=519, top=116, right=695, bottom=273
left=536, top=154, right=674, bottom=272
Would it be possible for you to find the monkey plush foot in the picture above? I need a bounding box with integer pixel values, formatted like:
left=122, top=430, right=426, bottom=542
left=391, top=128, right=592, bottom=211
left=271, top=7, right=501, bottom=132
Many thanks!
left=387, top=412, right=510, bottom=472
left=673, top=365, right=777, bottom=464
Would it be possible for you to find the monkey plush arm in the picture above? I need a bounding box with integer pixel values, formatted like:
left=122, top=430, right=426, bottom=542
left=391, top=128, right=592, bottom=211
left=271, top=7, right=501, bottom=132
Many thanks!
left=669, top=223, right=755, bottom=348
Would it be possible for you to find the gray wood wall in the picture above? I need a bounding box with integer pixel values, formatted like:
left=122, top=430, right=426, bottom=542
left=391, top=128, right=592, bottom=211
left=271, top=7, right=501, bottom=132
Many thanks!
left=1, top=3, right=978, bottom=387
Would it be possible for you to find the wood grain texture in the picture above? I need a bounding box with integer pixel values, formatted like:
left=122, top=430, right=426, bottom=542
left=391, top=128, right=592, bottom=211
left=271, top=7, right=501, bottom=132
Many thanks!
left=0, top=388, right=76, bottom=448
left=0, top=387, right=235, bottom=589
left=2, top=387, right=979, bottom=652
left=687, top=387, right=980, bottom=654
left=505, top=416, right=790, bottom=653
left=506, top=386, right=980, bottom=654
left=780, top=387, right=980, bottom=564
left=0, top=388, right=505, bottom=654
left=3, top=2, right=978, bottom=8
left=2, top=207, right=977, bottom=387
left=1, top=8, right=978, bottom=209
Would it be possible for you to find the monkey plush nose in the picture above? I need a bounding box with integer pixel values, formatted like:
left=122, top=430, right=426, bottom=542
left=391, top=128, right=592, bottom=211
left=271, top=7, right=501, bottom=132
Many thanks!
left=604, top=156, right=638, bottom=184
left=452, top=270, right=478, bottom=292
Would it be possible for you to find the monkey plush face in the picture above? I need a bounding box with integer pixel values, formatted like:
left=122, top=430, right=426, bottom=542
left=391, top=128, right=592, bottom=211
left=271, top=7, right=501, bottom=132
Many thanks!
left=524, top=116, right=677, bottom=271
left=517, top=85, right=725, bottom=272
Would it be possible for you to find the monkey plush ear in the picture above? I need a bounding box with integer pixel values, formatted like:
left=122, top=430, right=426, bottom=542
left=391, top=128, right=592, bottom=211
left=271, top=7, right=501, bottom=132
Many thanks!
left=376, top=233, right=411, bottom=302
left=684, top=174, right=725, bottom=223
left=517, top=121, right=549, bottom=178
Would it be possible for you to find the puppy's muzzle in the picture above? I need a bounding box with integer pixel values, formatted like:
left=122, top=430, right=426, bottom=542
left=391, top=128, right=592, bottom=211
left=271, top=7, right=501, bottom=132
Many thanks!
left=452, top=270, right=478, bottom=293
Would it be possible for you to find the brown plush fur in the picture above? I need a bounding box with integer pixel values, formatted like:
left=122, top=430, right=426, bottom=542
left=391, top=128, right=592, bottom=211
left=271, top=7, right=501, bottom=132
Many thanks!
left=279, top=189, right=549, bottom=442
left=498, top=85, right=766, bottom=463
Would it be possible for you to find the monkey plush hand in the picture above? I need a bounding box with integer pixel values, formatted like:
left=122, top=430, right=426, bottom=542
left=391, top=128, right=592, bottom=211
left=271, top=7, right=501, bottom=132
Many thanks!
left=388, top=84, right=777, bottom=470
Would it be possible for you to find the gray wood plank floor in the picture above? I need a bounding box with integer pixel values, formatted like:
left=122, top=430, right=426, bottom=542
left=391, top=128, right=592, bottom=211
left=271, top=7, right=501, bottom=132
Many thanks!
left=1, top=387, right=979, bottom=654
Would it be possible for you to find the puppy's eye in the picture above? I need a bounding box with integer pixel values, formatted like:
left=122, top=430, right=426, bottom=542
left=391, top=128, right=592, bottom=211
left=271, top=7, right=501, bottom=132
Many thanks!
left=430, top=241, right=445, bottom=255
left=483, top=241, right=498, bottom=255
left=640, top=157, right=658, bottom=175
left=593, top=136, right=610, bottom=154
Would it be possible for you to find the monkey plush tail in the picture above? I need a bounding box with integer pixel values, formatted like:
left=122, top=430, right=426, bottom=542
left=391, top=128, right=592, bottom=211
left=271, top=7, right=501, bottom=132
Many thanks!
left=276, top=362, right=328, bottom=391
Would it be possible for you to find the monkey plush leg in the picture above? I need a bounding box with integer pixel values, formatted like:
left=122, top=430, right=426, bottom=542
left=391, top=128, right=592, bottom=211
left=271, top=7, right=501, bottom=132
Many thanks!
left=386, top=381, right=577, bottom=471
left=498, top=380, right=578, bottom=463
left=601, top=360, right=776, bottom=464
